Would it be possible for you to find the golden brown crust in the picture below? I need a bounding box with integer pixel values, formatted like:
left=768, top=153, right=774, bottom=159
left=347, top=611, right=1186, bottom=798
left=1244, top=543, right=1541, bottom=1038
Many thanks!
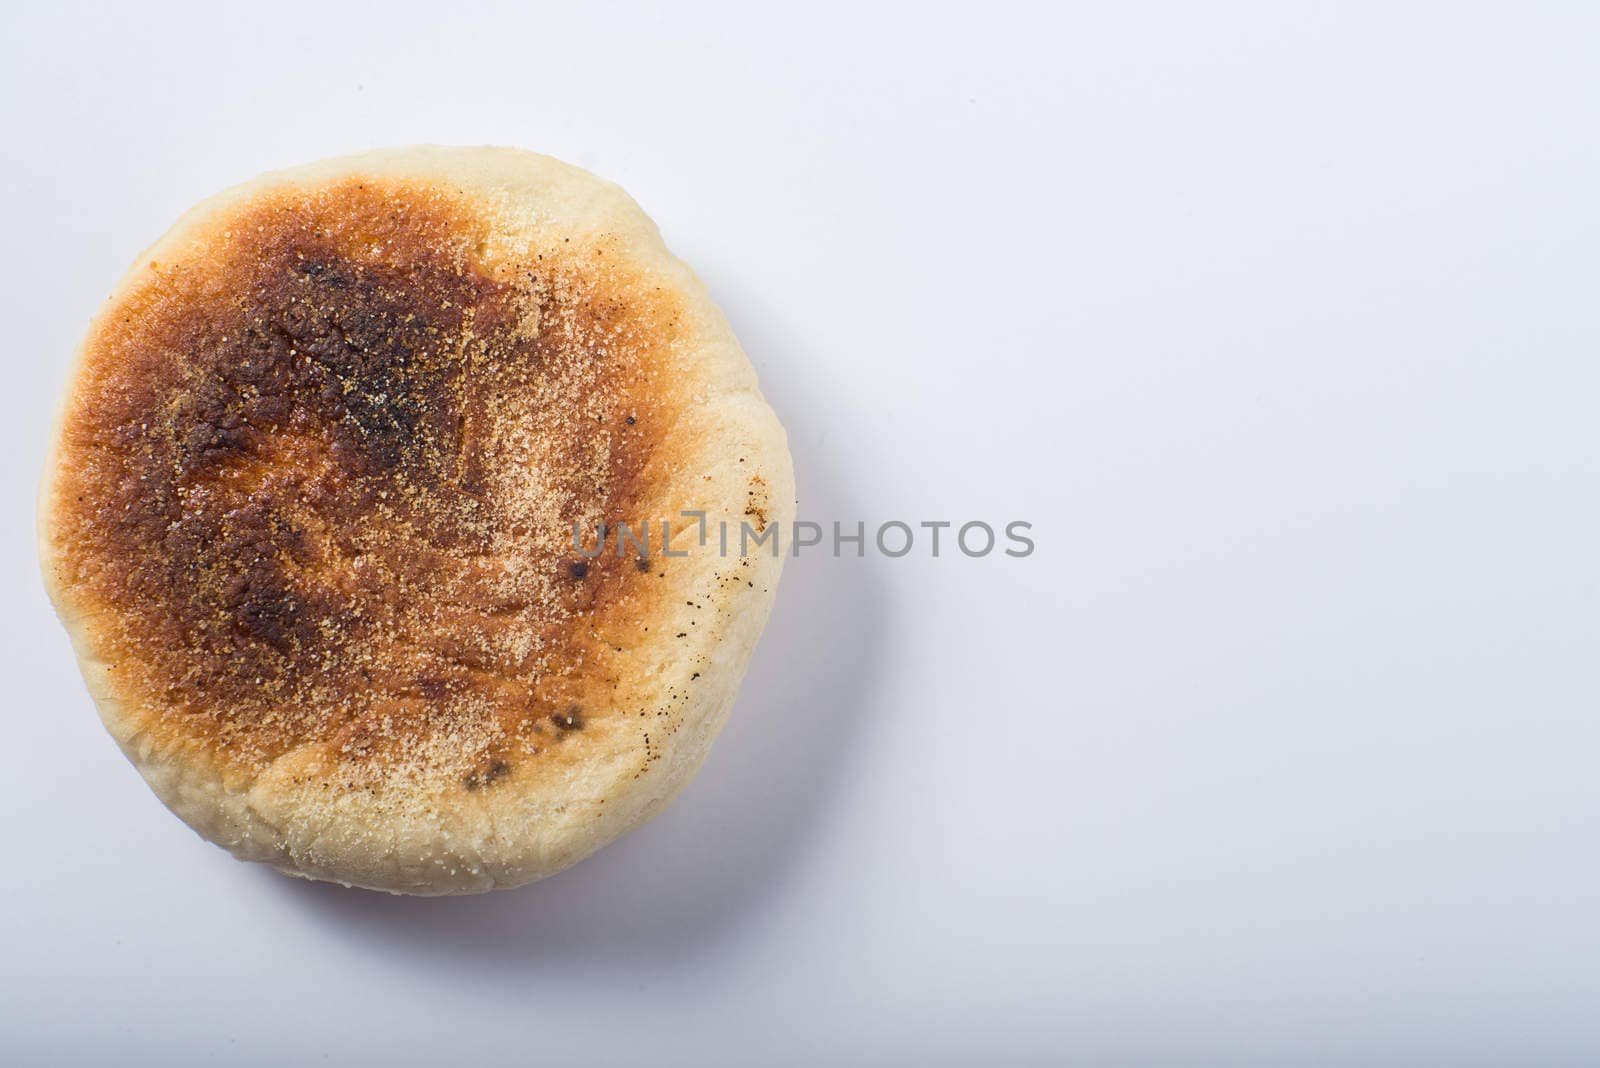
left=40, top=147, right=793, bottom=893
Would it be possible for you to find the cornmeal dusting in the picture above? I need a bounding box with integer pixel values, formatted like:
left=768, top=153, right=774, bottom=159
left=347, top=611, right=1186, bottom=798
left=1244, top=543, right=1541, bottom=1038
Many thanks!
left=49, top=180, right=688, bottom=791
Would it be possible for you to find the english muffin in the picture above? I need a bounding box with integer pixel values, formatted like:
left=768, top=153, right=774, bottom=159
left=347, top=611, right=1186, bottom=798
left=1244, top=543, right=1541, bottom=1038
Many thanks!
left=39, top=146, right=793, bottom=895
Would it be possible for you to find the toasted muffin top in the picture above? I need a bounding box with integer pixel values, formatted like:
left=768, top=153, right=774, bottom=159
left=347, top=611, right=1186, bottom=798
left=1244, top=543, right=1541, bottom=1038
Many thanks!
left=41, top=149, right=793, bottom=892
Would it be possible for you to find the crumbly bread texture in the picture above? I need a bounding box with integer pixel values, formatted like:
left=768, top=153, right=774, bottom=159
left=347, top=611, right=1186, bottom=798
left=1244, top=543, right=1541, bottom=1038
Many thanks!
left=39, top=147, right=794, bottom=894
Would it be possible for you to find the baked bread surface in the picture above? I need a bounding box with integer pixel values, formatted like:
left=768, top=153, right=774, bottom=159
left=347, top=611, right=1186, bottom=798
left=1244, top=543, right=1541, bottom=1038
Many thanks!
left=39, top=147, right=793, bottom=894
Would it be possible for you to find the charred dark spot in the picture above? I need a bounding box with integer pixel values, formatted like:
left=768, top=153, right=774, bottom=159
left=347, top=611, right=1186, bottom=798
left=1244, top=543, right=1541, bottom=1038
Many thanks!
left=463, top=759, right=512, bottom=791
left=234, top=580, right=300, bottom=651
left=265, top=262, right=475, bottom=481
left=568, top=560, right=589, bottom=580
left=550, top=706, right=584, bottom=732
left=414, top=676, right=449, bottom=700
left=295, top=259, right=351, bottom=288
left=634, top=555, right=651, bottom=572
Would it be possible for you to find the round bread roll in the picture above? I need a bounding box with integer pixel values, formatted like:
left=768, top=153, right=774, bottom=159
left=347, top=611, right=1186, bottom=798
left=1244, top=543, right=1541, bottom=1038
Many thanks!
left=39, top=147, right=794, bottom=895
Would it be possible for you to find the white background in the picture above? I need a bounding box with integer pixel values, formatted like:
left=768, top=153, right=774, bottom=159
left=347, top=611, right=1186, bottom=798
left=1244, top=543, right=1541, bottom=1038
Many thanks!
left=3, top=3, right=1598, bottom=1064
